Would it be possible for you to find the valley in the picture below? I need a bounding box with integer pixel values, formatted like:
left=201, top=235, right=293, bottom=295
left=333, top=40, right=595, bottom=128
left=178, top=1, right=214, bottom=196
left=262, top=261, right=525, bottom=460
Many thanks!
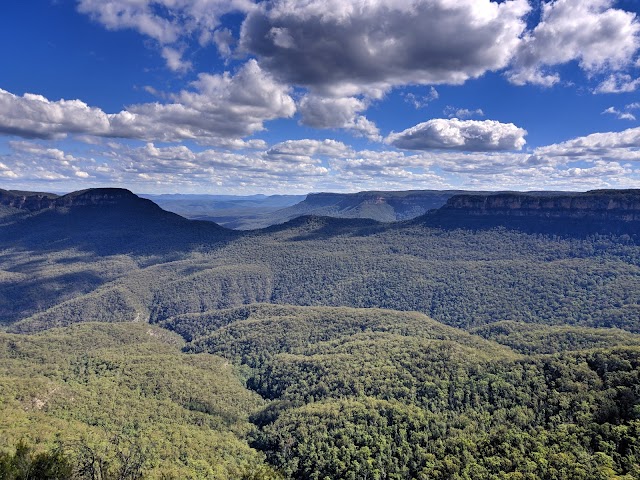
left=5, top=1, right=640, bottom=478
left=1, top=188, right=640, bottom=479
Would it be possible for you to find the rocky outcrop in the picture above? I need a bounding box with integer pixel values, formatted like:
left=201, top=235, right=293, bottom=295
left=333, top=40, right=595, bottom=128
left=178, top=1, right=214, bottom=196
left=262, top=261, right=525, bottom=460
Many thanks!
left=421, top=190, right=640, bottom=235
left=0, top=189, right=60, bottom=211
left=440, top=190, right=640, bottom=221
left=0, top=188, right=161, bottom=212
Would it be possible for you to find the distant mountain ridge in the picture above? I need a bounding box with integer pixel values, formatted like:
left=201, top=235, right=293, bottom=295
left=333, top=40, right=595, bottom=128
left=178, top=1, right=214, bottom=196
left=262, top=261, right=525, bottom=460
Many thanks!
left=0, top=187, right=161, bottom=211
left=3, top=186, right=640, bottom=333
left=216, top=189, right=487, bottom=228
left=0, top=187, right=230, bottom=256
left=141, top=189, right=478, bottom=229
left=422, top=189, right=640, bottom=234
left=169, top=189, right=577, bottom=229
left=276, top=190, right=466, bottom=222
left=444, top=190, right=640, bottom=219
left=7, top=187, right=600, bottom=231
left=0, top=188, right=60, bottom=211
left=142, top=192, right=305, bottom=229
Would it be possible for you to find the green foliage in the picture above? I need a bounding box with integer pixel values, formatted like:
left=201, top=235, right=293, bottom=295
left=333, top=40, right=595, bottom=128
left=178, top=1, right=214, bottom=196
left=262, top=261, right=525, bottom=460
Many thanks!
left=5, top=219, right=640, bottom=334
left=3, top=304, right=640, bottom=479
left=179, top=305, right=640, bottom=479
left=181, top=304, right=506, bottom=365
left=0, top=441, right=73, bottom=480
left=3, top=195, right=640, bottom=479
left=472, top=321, right=640, bottom=354
left=0, top=323, right=281, bottom=479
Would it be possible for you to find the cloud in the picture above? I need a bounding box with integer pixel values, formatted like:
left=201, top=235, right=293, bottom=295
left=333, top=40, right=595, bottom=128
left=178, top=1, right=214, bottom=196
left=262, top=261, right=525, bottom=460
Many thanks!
left=266, top=139, right=352, bottom=159
left=6, top=125, right=640, bottom=193
left=386, top=119, right=527, bottom=152
left=241, top=0, right=530, bottom=96
left=0, top=60, right=295, bottom=146
left=455, top=163, right=635, bottom=190
left=507, top=68, right=560, bottom=88
left=298, top=96, right=381, bottom=141
left=324, top=149, right=446, bottom=191
left=561, top=160, right=629, bottom=179
left=533, top=126, right=640, bottom=162
left=161, top=47, right=192, bottom=73
left=444, top=107, right=485, bottom=119
left=401, top=126, right=640, bottom=189
left=507, top=0, right=640, bottom=86
left=0, top=162, right=18, bottom=179
left=404, top=88, right=439, bottom=109
left=0, top=90, right=111, bottom=140
left=76, top=0, right=255, bottom=69
left=112, top=60, right=296, bottom=141
left=75, top=0, right=640, bottom=113
left=602, top=106, right=636, bottom=121
left=4, top=141, right=94, bottom=181
left=212, top=28, right=235, bottom=58
left=103, top=141, right=331, bottom=193
left=1, top=139, right=335, bottom=193
left=594, top=73, right=640, bottom=94
left=77, top=0, right=256, bottom=43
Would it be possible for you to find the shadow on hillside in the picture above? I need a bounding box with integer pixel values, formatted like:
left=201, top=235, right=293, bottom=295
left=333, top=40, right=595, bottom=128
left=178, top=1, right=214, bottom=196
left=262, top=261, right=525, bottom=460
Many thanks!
left=0, top=206, right=239, bottom=256
left=415, top=213, right=640, bottom=241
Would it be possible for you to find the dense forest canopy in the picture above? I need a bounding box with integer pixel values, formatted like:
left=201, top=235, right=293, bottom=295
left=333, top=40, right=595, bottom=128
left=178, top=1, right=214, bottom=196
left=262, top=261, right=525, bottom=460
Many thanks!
left=1, top=188, right=640, bottom=479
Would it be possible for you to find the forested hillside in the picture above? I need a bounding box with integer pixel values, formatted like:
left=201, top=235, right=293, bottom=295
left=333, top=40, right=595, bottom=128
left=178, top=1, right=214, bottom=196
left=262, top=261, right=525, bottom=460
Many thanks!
left=2, top=188, right=640, bottom=479
left=7, top=214, right=640, bottom=334
left=0, top=322, right=279, bottom=479
left=3, top=307, right=640, bottom=479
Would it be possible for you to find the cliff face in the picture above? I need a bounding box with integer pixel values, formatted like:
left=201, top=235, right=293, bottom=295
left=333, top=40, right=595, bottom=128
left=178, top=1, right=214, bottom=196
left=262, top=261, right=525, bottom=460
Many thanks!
left=0, top=190, right=60, bottom=211
left=441, top=190, right=640, bottom=222
left=0, top=188, right=160, bottom=212
left=419, top=190, right=640, bottom=235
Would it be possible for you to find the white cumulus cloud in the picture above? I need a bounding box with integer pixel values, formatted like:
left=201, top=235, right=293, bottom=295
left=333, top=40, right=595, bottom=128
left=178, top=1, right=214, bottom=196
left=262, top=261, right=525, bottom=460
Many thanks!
left=602, top=106, right=636, bottom=121
left=533, top=126, right=640, bottom=162
left=161, top=47, right=192, bottom=73
left=0, top=90, right=111, bottom=140
left=386, top=119, right=527, bottom=152
left=0, top=60, right=295, bottom=146
left=508, top=0, right=640, bottom=87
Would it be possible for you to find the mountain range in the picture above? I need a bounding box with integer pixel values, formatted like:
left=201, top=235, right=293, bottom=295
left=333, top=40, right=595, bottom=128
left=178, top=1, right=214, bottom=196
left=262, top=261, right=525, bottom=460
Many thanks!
left=143, top=189, right=570, bottom=229
left=1, top=187, right=640, bottom=479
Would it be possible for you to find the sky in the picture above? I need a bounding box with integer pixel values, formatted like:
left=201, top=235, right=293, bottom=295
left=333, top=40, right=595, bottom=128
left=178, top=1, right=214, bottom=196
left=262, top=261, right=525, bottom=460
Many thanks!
left=1, top=0, right=640, bottom=194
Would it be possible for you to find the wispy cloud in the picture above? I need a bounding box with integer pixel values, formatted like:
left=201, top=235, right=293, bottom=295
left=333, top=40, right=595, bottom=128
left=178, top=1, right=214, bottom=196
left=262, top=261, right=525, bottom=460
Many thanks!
left=77, top=0, right=255, bottom=71
left=602, top=106, right=636, bottom=121
left=443, top=106, right=485, bottom=119
left=404, top=88, right=439, bottom=109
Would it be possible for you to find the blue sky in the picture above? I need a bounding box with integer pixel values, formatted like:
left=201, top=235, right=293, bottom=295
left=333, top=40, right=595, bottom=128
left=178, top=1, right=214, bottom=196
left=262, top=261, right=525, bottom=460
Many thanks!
left=1, top=0, right=640, bottom=194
